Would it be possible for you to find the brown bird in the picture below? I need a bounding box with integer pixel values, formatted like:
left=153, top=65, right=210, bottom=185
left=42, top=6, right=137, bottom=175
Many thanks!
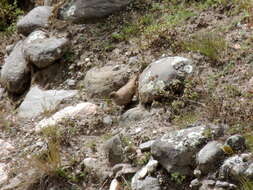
left=110, top=74, right=138, bottom=106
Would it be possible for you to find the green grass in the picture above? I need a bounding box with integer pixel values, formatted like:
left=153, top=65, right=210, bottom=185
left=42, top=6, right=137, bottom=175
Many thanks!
left=184, top=32, right=227, bottom=62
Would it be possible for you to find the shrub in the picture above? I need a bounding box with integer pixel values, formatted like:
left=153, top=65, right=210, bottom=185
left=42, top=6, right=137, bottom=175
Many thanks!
left=0, top=0, right=23, bottom=32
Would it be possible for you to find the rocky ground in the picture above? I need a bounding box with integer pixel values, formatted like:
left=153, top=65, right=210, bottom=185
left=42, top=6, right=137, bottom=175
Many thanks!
left=0, top=0, right=253, bottom=190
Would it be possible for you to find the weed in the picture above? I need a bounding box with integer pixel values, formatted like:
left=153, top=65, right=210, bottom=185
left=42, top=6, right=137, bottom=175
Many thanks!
left=240, top=177, right=253, bottom=190
left=28, top=139, right=61, bottom=176
left=0, top=0, right=23, bottom=32
left=170, top=172, right=186, bottom=185
left=136, top=152, right=151, bottom=166
left=85, top=140, right=97, bottom=152
left=245, top=133, right=253, bottom=153
left=172, top=112, right=199, bottom=129
left=184, top=32, right=227, bottom=62
left=63, top=51, right=75, bottom=63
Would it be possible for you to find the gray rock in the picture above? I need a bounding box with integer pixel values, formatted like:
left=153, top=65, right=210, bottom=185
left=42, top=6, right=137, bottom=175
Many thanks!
left=131, top=176, right=161, bottom=190
left=193, top=169, right=202, bottom=178
left=151, top=124, right=223, bottom=175
left=84, top=65, right=130, bottom=98
left=24, top=36, right=69, bottom=68
left=199, top=179, right=216, bottom=190
left=103, top=115, right=113, bottom=126
left=215, top=181, right=237, bottom=189
left=82, top=158, right=111, bottom=182
left=66, top=79, right=76, bottom=87
left=17, top=86, right=78, bottom=119
left=245, top=163, right=253, bottom=179
left=196, top=141, right=225, bottom=174
left=138, top=56, right=193, bottom=104
left=0, top=41, right=30, bottom=94
left=139, top=140, right=155, bottom=152
left=190, top=179, right=201, bottom=189
left=0, top=88, right=4, bottom=100
left=5, top=44, right=15, bottom=55
left=17, top=6, right=52, bottom=35
left=225, top=135, right=246, bottom=152
left=112, top=163, right=138, bottom=178
left=219, top=155, right=249, bottom=180
left=59, top=0, right=130, bottom=23
left=104, top=135, right=124, bottom=166
left=120, top=105, right=151, bottom=127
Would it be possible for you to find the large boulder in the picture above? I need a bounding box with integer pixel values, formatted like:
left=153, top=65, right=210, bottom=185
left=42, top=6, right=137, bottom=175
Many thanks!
left=17, top=6, right=52, bottom=36
left=17, top=86, right=78, bottom=119
left=83, top=65, right=130, bottom=98
left=151, top=124, right=224, bottom=175
left=23, top=36, right=69, bottom=68
left=196, top=141, right=225, bottom=174
left=0, top=41, right=30, bottom=94
left=59, top=0, right=130, bottom=23
left=138, top=56, right=193, bottom=104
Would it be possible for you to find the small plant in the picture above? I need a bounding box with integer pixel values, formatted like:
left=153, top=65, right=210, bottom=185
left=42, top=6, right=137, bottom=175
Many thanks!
left=28, top=139, right=61, bottom=176
left=0, top=0, right=23, bottom=32
left=184, top=32, right=227, bottom=62
left=136, top=152, right=151, bottom=166
left=170, top=172, right=186, bottom=185
left=240, top=177, right=253, bottom=190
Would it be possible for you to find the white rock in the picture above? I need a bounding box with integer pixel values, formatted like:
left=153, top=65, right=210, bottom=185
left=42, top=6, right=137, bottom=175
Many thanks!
left=0, top=163, right=8, bottom=186
left=35, top=102, right=97, bottom=132
left=109, top=179, right=121, bottom=190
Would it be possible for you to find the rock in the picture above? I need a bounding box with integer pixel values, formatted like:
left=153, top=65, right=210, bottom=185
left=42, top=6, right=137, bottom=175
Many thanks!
left=193, top=169, right=202, bottom=178
left=103, top=116, right=113, bottom=126
left=248, top=77, right=253, bottom=93
left=0, top=88, right=4, bottom=100
left=131, top=176, right=161, bottom=190
left=131, top=159, right=159, bottom=190
left=215, top=181, right=237, bottom=189
left=18, top=86, right=78, bottom=119
left=104, top=135, right=124, bottom=166
left=1, top=175, right=22, bottom=190
left=151, top=124, right=224, bottom=175
left=199, top=179, right=216, bottom=190
left=139, top=140, right=155, bottom=152
left=24, top=30, right=48, bottom=45
left=244, top=163, right=253, bottom=179
left=82, top=158, right=111, bottom=182
left=137, top=159, right=158, bottom=179
left=0, top=139, right=15, bottom=160
left=219, top=155, right=249, bottom=180
left=23, top=36, right=69, bottom=68
left=59, top=0, right=130, bottom=23
left=66, top=79, right=76, bottom=87
left=196, top=141, right=225, bottom=174
left=5, top=44, right=15, bottom=55
left=225, top=135, right=246, bottom=152
left=112, top=163, right=138, bottom=178
left=0, top=41, right=30, bottom=94
left=0, top=163, right=8, bottom=186
left=17, top=6, right=52, bottom=35
left=138, top=56, right=193, bottom=104
left=35, top=102, right=98, bottom=132
left=84, top=65, right=130, bottom=98
left=190, top=179, right=201, bottom=190
left=120, top=105, right=151, bottom=127
left=109, top=179, right=121, bottom=190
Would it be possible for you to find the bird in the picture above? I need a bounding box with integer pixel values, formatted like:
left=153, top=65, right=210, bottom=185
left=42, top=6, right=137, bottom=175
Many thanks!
left=110, top=74, right=139, bottom=106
